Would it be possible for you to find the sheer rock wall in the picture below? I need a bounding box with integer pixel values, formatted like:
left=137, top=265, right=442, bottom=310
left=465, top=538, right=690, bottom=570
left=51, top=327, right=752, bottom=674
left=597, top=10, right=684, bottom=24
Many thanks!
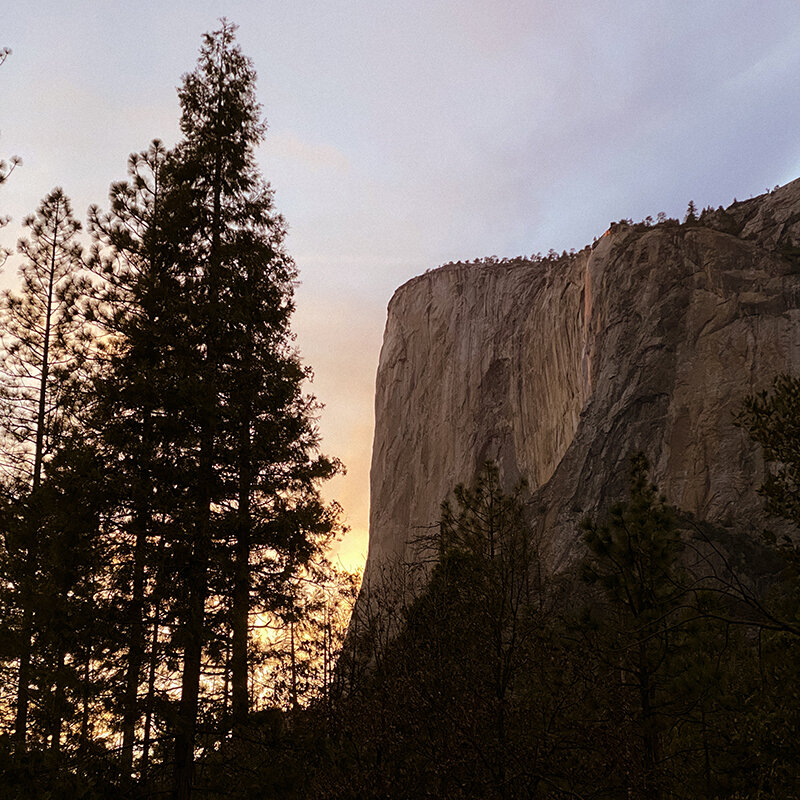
left=363, top=180, right=800, bottom=590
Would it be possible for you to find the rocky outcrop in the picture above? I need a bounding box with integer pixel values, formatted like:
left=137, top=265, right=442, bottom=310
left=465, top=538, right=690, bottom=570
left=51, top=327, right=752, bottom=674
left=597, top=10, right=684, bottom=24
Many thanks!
left=363, top=180, right=800, bottom=590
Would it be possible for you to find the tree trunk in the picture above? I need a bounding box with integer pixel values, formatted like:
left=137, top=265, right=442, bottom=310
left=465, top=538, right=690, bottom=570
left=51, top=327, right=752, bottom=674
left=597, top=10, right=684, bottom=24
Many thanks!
left=121, top=411, right=153, bottom=776
left=173, top=443, right=213, bottom=800
left=173, top=108, right=223, bottom=800
left=231, top=420, right=252, bottom=730
left=290, top=614, right=298, bottom=710
left=79, top=653, right=91, bottom=752
left=50, top=647, right=66, bottom=756
left=14, top=196, right=60, bottom=752
left=141, top=547, right=164, bottom=784
left=13, top=606, right=33, bottom=750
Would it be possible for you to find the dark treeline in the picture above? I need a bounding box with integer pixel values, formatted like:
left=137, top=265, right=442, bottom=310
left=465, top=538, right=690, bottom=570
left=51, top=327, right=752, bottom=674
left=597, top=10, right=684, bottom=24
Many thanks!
left=0, top=22, right=356, bottom=799
left=130, top=384, right=799, bottom=800
left=2, top=25, right=800, bottom=800
left=326, top=419, right=800, bottom=800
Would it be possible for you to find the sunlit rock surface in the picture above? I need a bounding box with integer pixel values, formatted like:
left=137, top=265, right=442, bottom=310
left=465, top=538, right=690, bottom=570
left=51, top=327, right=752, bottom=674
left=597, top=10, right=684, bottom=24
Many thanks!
left=363, top=180, right=800, bottom=591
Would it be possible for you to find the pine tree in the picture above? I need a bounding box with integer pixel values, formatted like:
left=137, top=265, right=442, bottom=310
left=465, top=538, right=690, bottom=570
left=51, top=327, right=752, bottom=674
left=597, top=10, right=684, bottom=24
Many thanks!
left=161, top=24, right=262, bottom=794
left=740, top=374, right=800, bottom=532
left=119, top=22, right=342, bottom=796
left=0, top=189, right=86, bottom=487
left=87, top=140, right=184, bottom=779
left=581, top=453, right=688, bottom=800
left=350, top=463, right=544, bottom=798
left=435, top=463, right=540, bottom=797
left=0, top=188, right=87, bottom=750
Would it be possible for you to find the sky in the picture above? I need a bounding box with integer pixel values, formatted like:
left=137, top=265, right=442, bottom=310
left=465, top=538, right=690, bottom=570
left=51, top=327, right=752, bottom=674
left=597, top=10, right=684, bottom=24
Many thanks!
left=2, top=1, right=800, bottom=572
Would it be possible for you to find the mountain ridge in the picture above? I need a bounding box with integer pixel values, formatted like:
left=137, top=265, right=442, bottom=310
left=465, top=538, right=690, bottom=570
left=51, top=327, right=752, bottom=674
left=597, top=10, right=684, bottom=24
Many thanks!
left=362, top=179, right=800, bottom=593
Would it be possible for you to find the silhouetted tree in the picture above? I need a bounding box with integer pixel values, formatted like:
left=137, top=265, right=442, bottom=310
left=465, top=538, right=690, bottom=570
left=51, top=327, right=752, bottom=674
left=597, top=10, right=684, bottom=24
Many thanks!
left=0, top=189, right=87, bottom=751
left=740, top=374, right=800, bottom=533
left=87, top=139, right=179, bottom=780
left=581, top=454, right=685, bottom=799
left=113, top=22, right=343, bottom=797
left=333, top=463, right=552, bottom=799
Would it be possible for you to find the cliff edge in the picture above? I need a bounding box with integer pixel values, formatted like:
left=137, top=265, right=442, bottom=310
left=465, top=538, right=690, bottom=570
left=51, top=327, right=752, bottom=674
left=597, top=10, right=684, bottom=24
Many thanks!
left=364, top=181, right=800, bottom=591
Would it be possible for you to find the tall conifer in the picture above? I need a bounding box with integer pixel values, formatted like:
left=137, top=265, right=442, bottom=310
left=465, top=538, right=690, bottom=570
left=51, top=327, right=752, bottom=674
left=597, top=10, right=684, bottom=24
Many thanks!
left=0, top=188, right=86, bottom=750
left=135, top=22, right=340, bottom=796
left=88, top=140, right=182, bottom=779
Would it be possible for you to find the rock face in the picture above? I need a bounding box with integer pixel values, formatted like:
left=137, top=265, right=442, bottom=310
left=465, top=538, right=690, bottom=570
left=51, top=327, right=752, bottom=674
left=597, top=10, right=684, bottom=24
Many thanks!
left=363, top=180, right=800, bottom=590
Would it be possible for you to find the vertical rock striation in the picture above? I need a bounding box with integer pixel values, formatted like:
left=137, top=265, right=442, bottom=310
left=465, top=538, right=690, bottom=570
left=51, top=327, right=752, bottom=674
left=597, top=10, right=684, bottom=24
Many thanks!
left=364, top=180, right=800, bottom=591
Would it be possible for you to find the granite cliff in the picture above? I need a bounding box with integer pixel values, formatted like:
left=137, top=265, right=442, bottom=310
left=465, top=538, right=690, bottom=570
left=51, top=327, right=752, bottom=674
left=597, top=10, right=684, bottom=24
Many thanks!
left=363, top=179, right=800, bottom=592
